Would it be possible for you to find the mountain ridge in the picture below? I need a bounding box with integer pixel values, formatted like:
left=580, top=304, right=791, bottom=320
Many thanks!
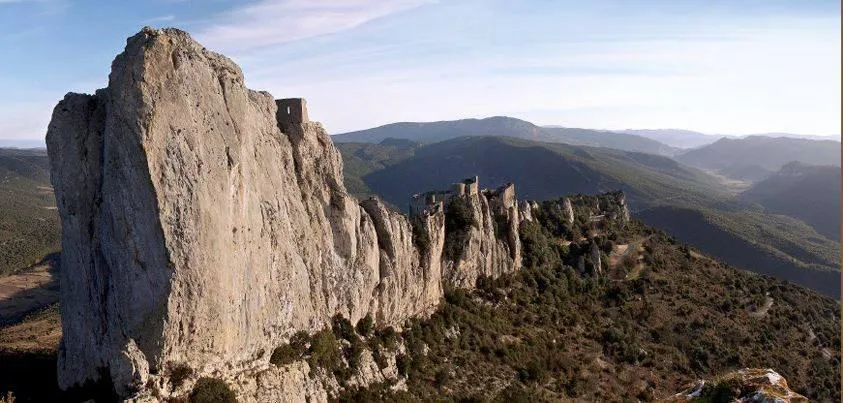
left=333, top=116, right=679, bottom=155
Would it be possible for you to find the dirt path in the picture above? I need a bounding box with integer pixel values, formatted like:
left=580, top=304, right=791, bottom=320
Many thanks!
left=608, top=236, right=650, bottom=280
left=748, top=296, right=774, bottom=319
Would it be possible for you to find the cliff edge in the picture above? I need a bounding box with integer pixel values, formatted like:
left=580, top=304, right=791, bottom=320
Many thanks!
left=46, top=27, right=523, bottom=400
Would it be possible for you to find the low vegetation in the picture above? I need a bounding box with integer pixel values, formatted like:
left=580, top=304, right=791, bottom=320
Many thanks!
left=188, top=378, right=236, bottom=403
left=337, top=136, right=840, bottom=298
left=348, top=211, right=840, bottom=401
left=0, top=149, right=60, bottom=276
left=444, top=195, right=477, bottom=260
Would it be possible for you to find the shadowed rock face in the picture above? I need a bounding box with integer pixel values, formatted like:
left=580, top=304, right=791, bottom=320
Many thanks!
left=46, top=28, right=523, bottom=399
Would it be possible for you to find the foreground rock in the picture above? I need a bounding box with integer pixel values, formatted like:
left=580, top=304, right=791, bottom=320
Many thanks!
left=666, top=368, right=808, bottom=403
left=46, top=28, right=523, bottom=400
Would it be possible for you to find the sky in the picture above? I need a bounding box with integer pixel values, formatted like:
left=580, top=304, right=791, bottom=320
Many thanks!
left=0, top=0, right=840, bottom=142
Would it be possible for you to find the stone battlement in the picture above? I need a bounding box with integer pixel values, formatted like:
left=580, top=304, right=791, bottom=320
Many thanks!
left=411, top=176, right=508, bottom=216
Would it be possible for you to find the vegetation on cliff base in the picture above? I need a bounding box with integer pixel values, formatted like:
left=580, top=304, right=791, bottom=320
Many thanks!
left=347, top=214, right=840, bottom=401
left=188, top=378, right=236, bottom=403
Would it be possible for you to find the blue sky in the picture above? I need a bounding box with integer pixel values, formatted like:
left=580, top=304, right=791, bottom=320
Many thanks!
left=0, top=0, right=839, bottom=141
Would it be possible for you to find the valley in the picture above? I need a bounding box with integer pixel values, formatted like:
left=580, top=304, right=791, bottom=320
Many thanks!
left=335, top=135, right=841, bottom=297
left=0, top=25, right=838, bottom=403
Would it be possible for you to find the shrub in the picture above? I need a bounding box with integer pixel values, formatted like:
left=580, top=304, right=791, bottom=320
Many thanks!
left=375, top=326, right=400, bottom=350
left=168, top=363, right=194, bottom=389
left=344, top=338, right=365, bottom=371
left=188, top=378, right=236, bottom=403
left=332, top=314, right=357, bottom=342
left=308, top=329, right=344, bottom=373
left=290, top=330, right=311, bottom=352
left=270, top=344, right=299, bottom=367
left=371, top=344, right=390, bottom=369
left=270, top=330, right=311, bottom=366
left=410, top=215, right=431, bottom=254
left=444, top=196, right=477, bottom=260
left=355, top=314, right=374, bottom=337
left=395, top=354, right=409, bottom=377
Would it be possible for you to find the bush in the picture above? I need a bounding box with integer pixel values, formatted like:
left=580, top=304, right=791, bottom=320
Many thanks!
left=270, top=344, right=299, bottom=367
left=168, top=363, right=194, bottom=389
left=410, top=215, right=431, bottom=254
left=270, top=330, right=311, bottom=367
left=332, top=314, right=357, bottom=342
left=444, top=196, right=477, bottom=260
left=395, top=354, right=409, bottom=377
left=355, top=314, right=374, bottom=337
left=375, top=326, right=400, bottom=349
left=290, top=330, right=311, bottom=352
left=188, top=378, right=236, bottom=403
left=344, top=338, right=365, bottom=371
left=308, top=329, right=344, bottom=373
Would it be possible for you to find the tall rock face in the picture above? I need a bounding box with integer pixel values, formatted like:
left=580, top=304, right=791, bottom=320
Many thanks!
left=46, top=28, right=522, bottom=399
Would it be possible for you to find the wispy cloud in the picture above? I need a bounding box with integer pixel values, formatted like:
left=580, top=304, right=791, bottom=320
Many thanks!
left=194, top=0, right=435, bottom=53
left=144, top=14, right=176, bottom=24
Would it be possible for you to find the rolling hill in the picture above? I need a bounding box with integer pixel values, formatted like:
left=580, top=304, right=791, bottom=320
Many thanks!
left=612, top=129, right=721, bottom=149
left=333, top=117, right=678, bottom=155
left=0, top=148, right=60, bottom=276
left=676, top=136, right=840, bottom=182
left=336, top=137, right=840, bottom=297
left=740, top=162, right=840, bottom=241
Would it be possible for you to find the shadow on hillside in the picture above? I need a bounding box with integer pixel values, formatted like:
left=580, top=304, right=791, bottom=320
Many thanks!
left=0, top=350, right=60, bottom=402
left=0, top=253, right=60, bottom=326
left=639, top=208, right=841, bottom=299
left=0, top=349, right=118, bottom=402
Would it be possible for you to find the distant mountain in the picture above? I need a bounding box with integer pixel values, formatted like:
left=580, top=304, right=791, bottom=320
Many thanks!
left=336, top=136, right=840, bottom=297
left=0, top=148, right=59, bottom=275
left=333, top=116, right=679, bottom=155
left=676, top=135, right=840, bottom=182
left=346, top=136, right=724, bottom=211
left=752, top=133, right=840, bottom=142
left=0, top=139, right=45, bottom=148
left=741, top=162, right=840, bottom=241
left=717, top=164, right=774, bottom=183
left=613, top=129, right=722, bottom=149
left=338, top=138, right=420, bottom=201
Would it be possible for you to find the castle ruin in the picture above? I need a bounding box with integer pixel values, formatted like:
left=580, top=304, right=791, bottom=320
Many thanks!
left=276, top=98, right=309, bottom=131
left=410, top=176, right=514, bottom=217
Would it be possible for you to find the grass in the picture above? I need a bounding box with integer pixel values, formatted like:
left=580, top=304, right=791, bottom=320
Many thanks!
left=0, top=150, right=60, bottom=277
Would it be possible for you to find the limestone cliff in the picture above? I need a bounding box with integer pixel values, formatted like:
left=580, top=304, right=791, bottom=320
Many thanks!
left=46, top=28, right=522, bottom=400
left=664, top=368, right=808, bottom=402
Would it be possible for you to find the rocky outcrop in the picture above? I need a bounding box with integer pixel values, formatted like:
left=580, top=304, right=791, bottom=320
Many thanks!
left=46, top=28, right=522, bottom=400
left=665, top=369, right=808, bottom=403
left=443, top=184, right=521, bottom=288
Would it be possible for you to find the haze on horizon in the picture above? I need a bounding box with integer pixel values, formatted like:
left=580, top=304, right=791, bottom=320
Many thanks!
left=0, top=0, right=839, bottom=143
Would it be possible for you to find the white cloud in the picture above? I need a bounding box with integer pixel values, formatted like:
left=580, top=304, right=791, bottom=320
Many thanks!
left=145, top=14, right=176, bottom=24
left=194, top=0, right=435, bottom=54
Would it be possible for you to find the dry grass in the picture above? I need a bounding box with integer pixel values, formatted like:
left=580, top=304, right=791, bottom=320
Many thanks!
left=0, top=304, right=61, bottom=353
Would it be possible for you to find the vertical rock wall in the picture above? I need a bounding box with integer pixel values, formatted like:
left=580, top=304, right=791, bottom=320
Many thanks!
left=46, top=28, right=522, bottom=399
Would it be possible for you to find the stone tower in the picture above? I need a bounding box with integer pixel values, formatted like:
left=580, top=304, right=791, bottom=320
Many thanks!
left=276, top=98, right=309, bottom=131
